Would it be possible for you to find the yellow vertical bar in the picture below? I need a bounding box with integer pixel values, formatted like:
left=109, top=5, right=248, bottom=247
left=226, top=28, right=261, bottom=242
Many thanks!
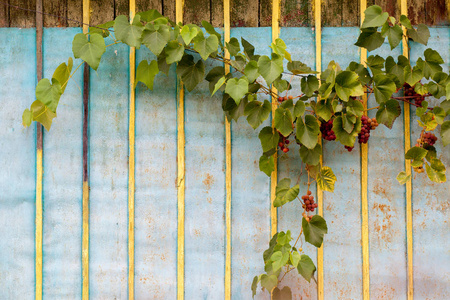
left=128, top=1, right=136, bottom=300
left=401, top=1, right=414, bottom=299
left=82, top=1, right=90, bottom=299
left=176, top=1, right=185, bottom=299
left=270, top=0, right=279, bottom=238
left=224, top=0, right=232, bottom=299
left=313, top=0, right=324, bottom=299
left=359, top=2, right=370, bottom=300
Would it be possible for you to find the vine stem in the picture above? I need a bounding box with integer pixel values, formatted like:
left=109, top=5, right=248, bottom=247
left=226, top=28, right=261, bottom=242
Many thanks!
left=61, top=62, right=84, bottom=90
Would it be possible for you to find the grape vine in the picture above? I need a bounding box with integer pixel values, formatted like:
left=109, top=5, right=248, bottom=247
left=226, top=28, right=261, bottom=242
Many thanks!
left=21, top=5, right=449, bottom=298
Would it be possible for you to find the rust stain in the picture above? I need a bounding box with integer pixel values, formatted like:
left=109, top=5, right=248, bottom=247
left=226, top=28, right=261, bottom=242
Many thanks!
left=202, top=173, right=214, bottom=190
left=372, top=203, right=395, bottom=243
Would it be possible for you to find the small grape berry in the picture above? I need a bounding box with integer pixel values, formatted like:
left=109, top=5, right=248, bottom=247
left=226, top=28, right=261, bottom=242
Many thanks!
left=301, top=192, right=318, bottom=212
left=282, top=148, right=289, bottom=153
left=345, top=145, right=354, bottom=152
left=320, top=119, right=336, bottom=141
left=358, top=116, right=378, bottom=144
left=422, top=132, right=438, bottom=146
left=288, top=95, right=293, bottom=100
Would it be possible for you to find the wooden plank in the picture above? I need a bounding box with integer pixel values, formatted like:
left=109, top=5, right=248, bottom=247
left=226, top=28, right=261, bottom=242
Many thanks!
left=230, top=0, right=258, bottom=27
left=90, top=0, right=114, bottom=25
left=43, top=0, right=67, bottom=27
left=67, top=0, right=83, bottom=27
left=424, top=0, right=449, bottom=25
left=210, top=0, right=223, bottom=27
left=183, top=0, right=210, bottom=25
left=322, top=0, right=359, bottom=26
left=0, top=0, right=10, bottom=27
left=136, top=0, right=162, bottom=14
left=9, top=0, right=35, bottom=27
left=115, top=0, right=128, bottom=18
left=280, top=0, right=311, bottom=27
left=368, top=0, right=400, bottom=21
left=260, top=0, right=272, bottom=27
left=163, top=0, right=176, bottom=23
left=342, top=0, right=359, bottom=26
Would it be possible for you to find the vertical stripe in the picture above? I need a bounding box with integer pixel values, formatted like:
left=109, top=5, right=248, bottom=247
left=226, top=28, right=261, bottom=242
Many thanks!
left=224, top=0, right=232, bottom=299
left=270, top=0, right=279, bottom=238
left=176, top=1, right=185, bottom=299
left=359, top=1, right=370, bottom=300
left=128, top=1, right=136, bottom=300
left=82, top=1, right=90, bottom=299
left=35, top=0, right=43, bottom=299
left=314, top=0, right=324, bottom=299
left=401, top=0, right=414, bottom=299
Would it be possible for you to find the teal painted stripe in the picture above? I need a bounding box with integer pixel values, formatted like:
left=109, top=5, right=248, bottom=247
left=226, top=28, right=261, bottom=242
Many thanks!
left=367, top=40, right=407, bottom=299
left=134, top=48, right=178, bottom=298
left=42, top=28, right=83, bottom=299
left=88, top=42, right=129, bottom=298
left=278, top=27, right=319, bottom=299
left=321, top=27, right=364, bottom=300
left=410, top=28, right=450, bottom=299
left=230, top=27, right=271, bottom=300
left=0, top=28, right=36, bottom=299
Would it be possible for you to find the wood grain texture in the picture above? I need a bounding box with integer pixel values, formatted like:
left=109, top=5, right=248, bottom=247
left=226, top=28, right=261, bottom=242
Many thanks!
left=184, top=0, right=210, bottom=25
left=280, top=0, right=311, bottom=27
left=259, top=0, right=271, bottom=27
left=136, top=0, right=162, bottom=14
left=67, top=0, right=82, bottom=27
left=115, top=0, right=128, bottom=18
left=9, top=0, right=35, bottom=27
left=43, top=0, right=66, bottom=27
left=322, top=0, right=359, bottom=26
left=230, top=0, right=258, bottom=27
left=367, top=0, right=400, bottom=21
left=0, top=0, right=10, bottom=27
left=90, top=0, right=114, bottom=25
left=210, top=0, right=223, bottom=27
left=163, top=0, right=176, bottom=23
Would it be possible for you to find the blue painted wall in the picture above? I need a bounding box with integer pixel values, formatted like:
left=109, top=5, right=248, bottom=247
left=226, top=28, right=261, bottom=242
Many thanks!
left=0, top=27, right=449, bottom=299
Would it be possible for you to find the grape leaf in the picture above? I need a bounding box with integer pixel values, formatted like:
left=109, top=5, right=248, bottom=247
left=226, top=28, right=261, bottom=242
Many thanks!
left=302, top=215, right=328, bottom=248
left=258, top=54, right=284, bottom=86
left=376, top=99, right=401, bottom=129
left=425, top=158, right=446, bottom=183
left=244, top=61, right=259, bottom=83
left=89, top=21, right=114, bottom=37
left=176, top=55, right=205, bottom=92
left=441, top=121, right=450, bottom=147
left=400, top=15, right=412, bottom=29
left=273, top=178, right=300, bottom=207
left=272, top=286, right=292, bottom=300
left=396, top=171, right=411, bottom=185
left=35, top=78, right=62, bottom=113
left=407, top=24, right=430, bottom=46
left=52, top=57, right=73, bottom=93
left=260, top=274, right=278, bottom=293
left=316, top=166, right=336, bottom=192
left=135, top=60, right=159, bottom=90
left=373, top=74, right=396, bottom=104
left=30, top=100, right=57, bottom=131
left=259, top=126, right=280, bottom=153
left=225, top=77, right=249, bottom=104
left=226, top=37, right=240, bottom=56
left=287, top=60, right=317, bottom=74
left=165, top=40, right=185, bottom=64
left=301, top=75, right=319, bottom=97
left=332, top=115, right=361, bottom=146
left=22, top=109, right=32, bottom=127
left=299, top=144, right=322, bottom=166
left=259, top=155, right=275, bottom=176
left=244, top=100, right=271, bottom=129
left=193, top=33, right=219, bottom=61
left=180, top=24, right=199, bottom=45
left=294, top=100, right=306, bottom=118
left=142, top=23, right=171, bottom=56
left=335, top=71, right=364, bottom=101
left=138, top=9, right=165, bottom=22
left=274, top=107, right=293, bottom=137
left=361, top=5, right=389, bottom=28
left=113, top=15, right=144, bottom=48
left=355, top=28, right=385, bottom=52
left=297, top=115, right=320, bottom=149
left=297, top=254, right=316, bottom=283
left=72, top=33, right=106, bottom=70
left=381, top=24, right=402, bottom=50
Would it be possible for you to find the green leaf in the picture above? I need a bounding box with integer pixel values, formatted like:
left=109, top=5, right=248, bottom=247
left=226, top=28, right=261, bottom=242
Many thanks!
left=396, top=171, right=411, bottom=185
left=287, top=60, right=317, bottom=74
left=290, top=252, right=301, bottom=268
left=260, top=274, right=278, bottom=293
left=297, top=254, right=316, bottom=282
left=361, top=5, right=389, bottom=28
left=346, top=99, right=364, bottom=118
left=405, top=146, right=428, bottom=167
left=251, top=276, right=259, bottom=298
left=376, top=99, right=401, bottom=129
left=138, top=9, right=165, bottom=22
left=142, top=24, right=171, bottom=56
left=385, top=56, right=407, bottom=84
left=211, top=76, right=226, bottom=96
left=205, top=66, right=225, bottom=94
left=113, top=15, right=143, bottom=48
left=316, top=166, right=336, bottom=192
left=342, top=114, right=356, bottom=134
left=296, top=115, right=320, bottom=149
left=241, top=37, right=257, bottom=60
left=244, top=100, right=271, bottom=129
left=259, top=126, right=280, bottom=153
left=335, top=71, right=364, bottom=101
left=176, top=55, right=205, bottom=92
left=418, top=48, right=444, bottom=79
left=404, top=65, right=423, bottom=86
left=258, top=54, right=284, bottom=86
left=276, top=230, right=292, bottom=246
left=270, top=250, right=290, bottom=272
left=273, top=78, right=291, bottom=93
left=223, top=94, right=247, bottom=121
left=72, top=33, right=106, bottom=70
left=157, top=49, right=171, bottom=75
left=225, top=77, right=249, bottom=104
left=355, top=28, right=385, bottom=52
left=299, top=144, right=322, bottom=166
left=428, top=72, right=449, bottom=98
left=30, top=100, right=57, bottom=131
left=273, top=178, right=300, bottom=207
left=165, top=40, right=185, bottom=64
left=35, top=78, right=62, bottom=113
left=418, top=112, right=438, bottom=131
left=441, top=121, right=450, bottom=147
left=315, top=99, right=333, bottom=121
left=425, top=158, right=446, bottom=183
left=347, top=62, right=372, bottom=85
left=259, top=155, right=275, bottom=176
left=407, top=24, right=430, bottom=46
left=272, top=286, right=292, bottom=300
left=22, top=109, right=32, bottom=127
left=225, top=37, right=240, bottom=56
left=373, top=74, right=396, bottom=104
left=201, top=20, right=222, bottom=44
left=414, top=83, right=428, bottom=95
left=366, top=55, right=385, bottom=75
left=302, top=215, right=328, bottom=248
left=400, top=15, right=412, bottom=29
left=89, top=20, right=114, bottom=37
left=301, top=75, right=319, bottom=97
left=274, top=107, right=293, bottom=137
left=52, top=57, right=73, bottom=93
left=433, top=107, right=446, bottom=124
left=135, top=60, right=159, bottom=90
left=294, top=100, right=306, bottom=118
left=270, top=38, right=287, bottom=56
left=441, top=99, right=450, bottom=115
left=332, top=115, right=361, bottom=146
left=180, top=25, right=198, bottom=45
left=244, top=61, right=260, bottom=83
left=193, top=34, right=219, bottom=60
left=382, top=24, right=403, bottom=50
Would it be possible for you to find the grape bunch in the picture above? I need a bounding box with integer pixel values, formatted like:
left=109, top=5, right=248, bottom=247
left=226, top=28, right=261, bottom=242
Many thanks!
left=320, top=120, right=336, bottom=141
left=278, top=95, right=293, bottom=103
left=421, top=132, right=438, bottom=146
left=344, top=145, right=354, bottom=152
left=278, top=133, right=290, bottom=153
left=358, top=116, right=379, bottom=144
left=301, top=190, right=318, bottom=212
left=403, top=83, right=425, bottom=107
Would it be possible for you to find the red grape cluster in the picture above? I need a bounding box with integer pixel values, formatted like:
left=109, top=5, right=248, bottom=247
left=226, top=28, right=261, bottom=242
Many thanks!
left=421, top=132, right=438, bottom=146
left=403, top=83, right=425, bottom=107
left=301, top=190, right=318, bottom=212
left=320, top=120, right=336, bottom=141
left=344, top=145, right=354, bottom=152
left=278, top=95, right=293, bottom=103
left=358, top=116, right=379, bottom=144
left=279, top=134, right=290, bottom=153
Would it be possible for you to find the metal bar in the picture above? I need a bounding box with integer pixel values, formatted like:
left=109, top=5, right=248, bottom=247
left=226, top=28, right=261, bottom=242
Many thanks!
left=314, top=0, right=324, bottom=299
left=401, top=0, right=414, bottom=299
left=176, top=0, right=185, bottom=299
left=270, top=0, right=279, bottom=238
left=224, top=0, right=232, bottom=299
left=35, top=0, right=43, bottom=298
left=82, top=1, right=90, bottom=299
left=128, top=1, right=136, bottom=299
left=359, top=1, right=370, bottom=300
